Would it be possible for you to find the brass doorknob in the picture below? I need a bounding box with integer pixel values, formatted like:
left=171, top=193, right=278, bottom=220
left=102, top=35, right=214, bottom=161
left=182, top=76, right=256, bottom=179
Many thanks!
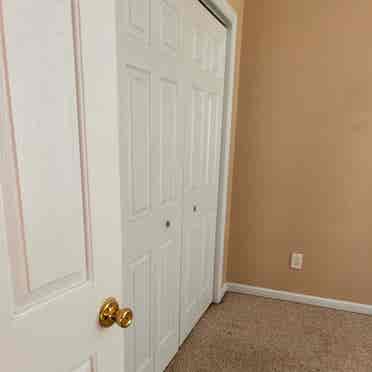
left=98, top=297, right=133, bottom=329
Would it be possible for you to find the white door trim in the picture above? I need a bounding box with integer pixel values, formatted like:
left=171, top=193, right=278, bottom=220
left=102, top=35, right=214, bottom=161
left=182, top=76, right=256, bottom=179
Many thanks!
left=198, top=0, right=238, bottom=304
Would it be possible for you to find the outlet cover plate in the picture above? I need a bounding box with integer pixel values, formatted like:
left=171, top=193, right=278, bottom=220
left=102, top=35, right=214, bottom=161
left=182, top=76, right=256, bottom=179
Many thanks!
left=290, top=253, right=304, bottom=270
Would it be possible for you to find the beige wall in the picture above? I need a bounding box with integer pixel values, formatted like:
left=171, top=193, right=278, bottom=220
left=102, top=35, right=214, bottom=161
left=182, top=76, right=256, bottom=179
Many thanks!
left=226, top=0, right=372, bottom=305
left=223, top=0, right=246, bottom=281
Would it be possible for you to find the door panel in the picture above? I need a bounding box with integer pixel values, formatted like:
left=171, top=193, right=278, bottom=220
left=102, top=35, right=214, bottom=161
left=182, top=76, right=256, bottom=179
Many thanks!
left=127, top=0, right=150, bottom=43
left=180, top=0, right=227, bottom=343
left=3, top=0, right=90, bottom=311
left=127, top=66, right=152, bottom=218
left=181, top=217, right=205, bottom=339
left=155, top=239, right=180, bottom=371
left=160, top=79, right=178, bottom=205
left=160, top=0, right=180, bottom=55
left=201, top=212, right=218, bottom=310
left=0, top=1, right=125, bottom=371
left=127, top=254, right=153, bottom=372
left=4, top=0, right=87, bottom=294
left=117, top=1, right=184, bottom=371
left=205, top=93, right=218, bottom=186
left=189, top=87, right=206, bottom=190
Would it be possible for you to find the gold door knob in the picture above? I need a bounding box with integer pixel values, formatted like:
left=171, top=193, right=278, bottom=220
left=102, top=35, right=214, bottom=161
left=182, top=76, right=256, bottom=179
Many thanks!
left=98, top=297, right=133, bottom=329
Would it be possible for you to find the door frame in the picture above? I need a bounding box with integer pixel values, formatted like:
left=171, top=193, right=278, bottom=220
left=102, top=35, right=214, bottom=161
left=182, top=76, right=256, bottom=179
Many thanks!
left=198, top=0, right=238, bottom=304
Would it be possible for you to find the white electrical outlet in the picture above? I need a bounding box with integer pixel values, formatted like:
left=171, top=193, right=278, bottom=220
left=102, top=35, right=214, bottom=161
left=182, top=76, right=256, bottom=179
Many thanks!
left=290, top=253, right=304, bottom=270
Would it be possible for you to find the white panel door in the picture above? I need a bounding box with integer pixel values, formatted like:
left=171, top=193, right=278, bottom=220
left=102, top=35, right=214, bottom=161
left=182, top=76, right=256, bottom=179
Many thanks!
left=0, top=1, right=126, bottom=371
left=180, top=0, right=227, bottom=343
left=116, top=1, right=184, bottom=371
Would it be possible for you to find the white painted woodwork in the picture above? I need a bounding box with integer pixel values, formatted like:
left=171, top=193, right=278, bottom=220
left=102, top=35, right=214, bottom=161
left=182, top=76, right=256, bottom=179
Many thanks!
left=73, top=359, right=96, bottom=372
left=0, top=1, right=125, bottom=371
left=116, top=1, right=184, bottom=371
left=117, top=0, right=226, bottom=367
left=1, top=0, right=228, bottom=371
left=6, top=0, right=86, bottom=293
left=180, top=0, right=227, bottom=343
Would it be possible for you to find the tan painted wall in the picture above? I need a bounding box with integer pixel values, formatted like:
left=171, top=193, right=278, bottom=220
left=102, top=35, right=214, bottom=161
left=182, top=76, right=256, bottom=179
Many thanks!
left=223, top=0, right=246, bottom=281
left=226, top=0, right=372, bottom=305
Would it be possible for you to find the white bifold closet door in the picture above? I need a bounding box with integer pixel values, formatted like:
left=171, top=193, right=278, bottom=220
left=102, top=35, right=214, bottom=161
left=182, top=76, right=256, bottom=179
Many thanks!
left=117, top=0, right=226, bottom=371
left=117, top=1, right=184, bottom=371
left=180, top=1, right=227, bottom=343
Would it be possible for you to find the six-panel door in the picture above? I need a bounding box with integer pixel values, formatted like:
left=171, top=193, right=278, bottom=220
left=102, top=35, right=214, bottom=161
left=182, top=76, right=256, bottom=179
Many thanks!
left=180, top=0, right=227, bottom=343
left=0, top=1, right=126, bottom=371
left=117, top=1, right=185, bottom=371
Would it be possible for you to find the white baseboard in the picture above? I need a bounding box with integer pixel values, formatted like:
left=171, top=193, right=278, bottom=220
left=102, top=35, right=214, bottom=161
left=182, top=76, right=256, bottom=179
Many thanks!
left=214, top=283, right=229, bottom=304
left=226, top=282, right=372, bottom=316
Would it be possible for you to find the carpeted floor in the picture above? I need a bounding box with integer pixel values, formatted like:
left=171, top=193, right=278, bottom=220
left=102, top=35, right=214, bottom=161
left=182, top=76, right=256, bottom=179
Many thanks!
left=166, top=292, right=372, bottom=372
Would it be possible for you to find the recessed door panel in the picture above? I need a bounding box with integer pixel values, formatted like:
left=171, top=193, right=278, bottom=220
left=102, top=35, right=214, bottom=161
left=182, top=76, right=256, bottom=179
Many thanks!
left=192, top=26, right=203, bottom=67
left=205, top=93, right=218, bottom=186
left=180, top=215, right=206, bottom=342
left=201, top=212, right=218, bottom=310
left=160, top=79, right=178, bottom=205
left=155, top=239, right=180, bottom=371
left=127, top=0, right=150, bottom=43
left=161, top=0, right=180, bottom=54
left=189, top=87, right=205, bottom=190
left=126, top=255, right=153, bottom=372
left=187, top=222, right=204, bottom=309
left=127, top=66, right=152, bottom=218
left=3, top=0, right=89, bottom=307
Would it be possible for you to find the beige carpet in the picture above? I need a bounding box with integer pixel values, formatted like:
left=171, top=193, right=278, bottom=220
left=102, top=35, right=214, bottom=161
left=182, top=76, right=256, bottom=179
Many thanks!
left=166, top=292, right=372, bottom=372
